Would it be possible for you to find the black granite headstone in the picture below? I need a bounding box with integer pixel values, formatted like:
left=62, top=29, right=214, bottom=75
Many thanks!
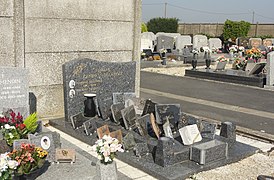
left=110, top=103, right=125, bottom=124
left=154, top=137, right=190, bottom=167
left=134, top=142, right=150, bottom=157
left=155, top=104, right=181, bottom=130
left=121, top=105, right=137, bottom=130
left=63, top=59, right=136, bottom=121
left=220, top=121, right=236, bottom=148
left=83, top=117, right=98, bottom=136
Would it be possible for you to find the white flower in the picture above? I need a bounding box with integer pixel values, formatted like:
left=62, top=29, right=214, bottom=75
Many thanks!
left=0, top=114, right=4, bottom=118
left=104, top=156, right=111, bottom=163
left=97, top=155, right=103, bottom=160
left=8, top=133, right=14, bottom=139
left=4, top=124, right=11, bottom=130
left=7, top=160, right=18, bottom=169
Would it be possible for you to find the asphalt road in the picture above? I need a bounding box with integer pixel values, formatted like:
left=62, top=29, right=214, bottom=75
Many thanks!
left=140, top=71, right=274, bottom=136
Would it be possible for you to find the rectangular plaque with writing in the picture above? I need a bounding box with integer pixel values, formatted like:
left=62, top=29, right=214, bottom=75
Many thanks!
left=97, top=124, right=110, bottom=139
left=55, top=149, right=76, bottom=163
left=63, top=59, right=136, bottom=121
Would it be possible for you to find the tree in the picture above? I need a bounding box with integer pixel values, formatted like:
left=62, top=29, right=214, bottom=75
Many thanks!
left=141, top=23, right=148, bottom=33
left=223, top=20, right=251, bottom=41
left=147, top=17, right=178, bottom=34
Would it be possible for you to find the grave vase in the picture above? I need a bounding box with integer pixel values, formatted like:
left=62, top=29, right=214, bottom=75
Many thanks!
left=84, top=94, right=97, bottom=117
left=96, top=160, right=118, bottom=180
left=205, top=59, right=211, bottom=69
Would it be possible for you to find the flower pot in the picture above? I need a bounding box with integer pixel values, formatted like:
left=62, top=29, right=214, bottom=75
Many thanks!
left=13, top=161, right=49, bottom=180
left=215, top=61, right=227, bottom=71
left=96, top=160, right=117, bottom=180
left=191, top=60, right=197, bottom=70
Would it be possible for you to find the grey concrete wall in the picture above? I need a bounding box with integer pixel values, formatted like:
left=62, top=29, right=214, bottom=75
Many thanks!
left=178, top=23, right=274, bottom=37
left=0, top=0, right=141, bottom=118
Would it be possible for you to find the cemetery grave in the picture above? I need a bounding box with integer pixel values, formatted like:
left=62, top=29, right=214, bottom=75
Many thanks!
left=48, top=58, right=258, bottom=180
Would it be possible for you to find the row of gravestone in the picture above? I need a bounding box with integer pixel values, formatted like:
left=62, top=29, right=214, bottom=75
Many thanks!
left=142, top=32, right=274, bottom=53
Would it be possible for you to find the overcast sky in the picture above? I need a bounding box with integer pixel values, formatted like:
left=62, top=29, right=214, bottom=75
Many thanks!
left=142, top=0, right=274, bottom=23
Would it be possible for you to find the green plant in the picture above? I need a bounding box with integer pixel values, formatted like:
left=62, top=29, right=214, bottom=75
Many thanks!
left=141, top=23, right=148, bottom=33
left=223, top=20, right=251, bottom=41
left=23, top=113, right=38, bottom=133
left=147, top=17, right=179, bottom=34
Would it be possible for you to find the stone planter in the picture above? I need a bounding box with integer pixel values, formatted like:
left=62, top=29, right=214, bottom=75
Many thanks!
left=215, top=61, right=227, bottom=71
left=96, top=160, right=118, bottom=180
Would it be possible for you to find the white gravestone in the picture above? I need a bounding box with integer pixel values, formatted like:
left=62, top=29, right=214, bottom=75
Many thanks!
left=175, top=35, right=192, bottom=52
left=265, top=52, right=274, bottom=89
left=249, top=38, right=262, bottom=48
left=193, top=35, right=208, bottom=50
left=208, top=38, right=222, bottom=50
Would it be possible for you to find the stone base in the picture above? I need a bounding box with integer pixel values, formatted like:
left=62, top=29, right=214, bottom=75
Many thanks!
left=264, top=85, right=274, bottom=91
left=185, top=69, right=266, bottom=88
left=96, top=160, right=117, bottom=180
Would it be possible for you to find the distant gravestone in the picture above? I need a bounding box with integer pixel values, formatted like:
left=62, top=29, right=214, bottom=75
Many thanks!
left=0, top=67, right=29, bottom=118
left=208, top=38, right=222, bottom=50
left=236, top=37, right=249, bottom=48
left=63, top=59, right=136, bottom=121
left=175, top=35, right=192, bottom=51
left=266, top=52, right=274, bottom=87
left=156, top=35, right=174, bottom=52
left=249, top=38, right=262, bottom=48
left=263, top=39, right=274, bottom=47
left=193, top=35, right=208, bottom=50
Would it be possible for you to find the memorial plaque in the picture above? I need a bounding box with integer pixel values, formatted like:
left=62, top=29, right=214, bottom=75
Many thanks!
left=55, top=149, right=76, bottom=163
left=111, top=103, right=125, bottom=124
left=109, top=129, right=123, bottom=143
left=97, top=125, right=110, bottom=139
left=121, top=105, right=137, bottom=130
left=13, top=139, right=30, bottom=150
left=155, top=104, right=181, bottom=130
left=83, top=117, right=98, bottom=136
left=141, top=99, right=157, bottom=116
left=70, top=112, right=90, bottom=129
left=126, top=97, right=145, bottom=115
left=122, top=132, right=136, bottom=150
left=150, top=113, right=160, bottom=139
left=0, top=67, right=29, bottom=118
left=199, top=121, right=217, bottom=139
left=135, top=114, right=150, bottom=137
left=112, top=92, right=135, bottom=105
left=28, top=133, right=56, bottom=162
left=63, top=59, right=136, bottom=121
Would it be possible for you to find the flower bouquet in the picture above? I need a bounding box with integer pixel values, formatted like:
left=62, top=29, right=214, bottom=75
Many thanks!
left=232, top=57, right=247, bottom=70
left=1, top=110, right=38, bottom=147
left=92, top=135, right=124, bottom=165
left=229, top=45, right=238, bottom=53
left=0, top=153, right=19, bottom=180
left=8, top=143, right=48, bottom=176
left=246, top=47, right=262, bottom=59
left=216, top=56, right=229, bottom=62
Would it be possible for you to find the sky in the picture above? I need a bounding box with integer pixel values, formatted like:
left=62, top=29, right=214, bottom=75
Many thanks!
left=142, top=0, right=274, bottom=23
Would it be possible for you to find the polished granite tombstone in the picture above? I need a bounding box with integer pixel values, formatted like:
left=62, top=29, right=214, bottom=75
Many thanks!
left=50, top=115, right=259, bottom=180
left=185, top=68, right=266, bottom=87
left=63, top=59, right=136, bottom=121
